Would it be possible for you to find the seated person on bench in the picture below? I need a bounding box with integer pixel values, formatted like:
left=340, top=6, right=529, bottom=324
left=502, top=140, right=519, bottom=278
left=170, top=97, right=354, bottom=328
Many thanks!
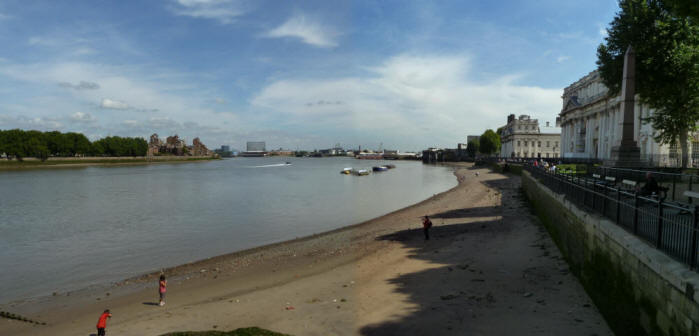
left=638, top=172, right=660, bottom=196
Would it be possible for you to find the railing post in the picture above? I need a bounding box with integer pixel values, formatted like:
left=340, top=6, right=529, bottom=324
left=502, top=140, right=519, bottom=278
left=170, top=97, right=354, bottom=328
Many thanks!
left=691, top=205, right=699, bottom=269
left=656, top=198, right=664, bottom=248
left=633, top=192, right=639, bottom=234
left=616, top=187, right=621, bottom=224
left=672, top=175, right=677, bottom=201
left=602, top=185, right=607, bottom=217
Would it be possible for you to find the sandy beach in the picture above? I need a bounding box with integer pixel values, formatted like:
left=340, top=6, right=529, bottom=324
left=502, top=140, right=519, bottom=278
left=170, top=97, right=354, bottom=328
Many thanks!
left=0, top=164, right=613, bottom=336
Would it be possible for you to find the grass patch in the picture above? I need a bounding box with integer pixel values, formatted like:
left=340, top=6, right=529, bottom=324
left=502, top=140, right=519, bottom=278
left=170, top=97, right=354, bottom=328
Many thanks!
left=556, top=164, right=587, bottom=174
left=161, top=327, right=291, bottom=336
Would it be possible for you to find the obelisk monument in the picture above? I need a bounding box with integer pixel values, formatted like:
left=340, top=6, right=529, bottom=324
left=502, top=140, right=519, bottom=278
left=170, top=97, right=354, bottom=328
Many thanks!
left=606, top=45, right=644, bottom=167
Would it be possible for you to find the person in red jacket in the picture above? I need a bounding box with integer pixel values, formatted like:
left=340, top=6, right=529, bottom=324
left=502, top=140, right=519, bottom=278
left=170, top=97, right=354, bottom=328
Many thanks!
left=96, top=309, right=112, bottom=336
left=422, top=215, right=433, bottom=240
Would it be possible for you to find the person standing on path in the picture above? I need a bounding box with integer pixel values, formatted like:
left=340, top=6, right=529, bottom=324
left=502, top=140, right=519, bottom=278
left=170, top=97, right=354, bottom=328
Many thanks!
left=96, top=309, right=111, bottom=336
left=159, top=274, right=167, bottom=306
left=422, top=215, right=432, bottom=240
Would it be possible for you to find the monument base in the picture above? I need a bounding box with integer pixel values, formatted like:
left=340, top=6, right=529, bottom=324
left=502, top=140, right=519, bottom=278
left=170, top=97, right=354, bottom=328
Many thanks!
left=604, top=145, right=646, bottom=168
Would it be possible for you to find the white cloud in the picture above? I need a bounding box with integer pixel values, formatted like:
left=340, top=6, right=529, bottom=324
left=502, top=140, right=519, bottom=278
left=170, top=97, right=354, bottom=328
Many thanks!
left=70, top=112, right=95, bottom=122
left=252, top=54, right=561, bottom=147
left=100, top=98, right=130, bottom=110
left=215, top=97, right=226, bottom=104
left=59, top=81, right=100, bottom=90
left=556, top=56, right=570, bottom=63
left=170, top=0, right=247, bottom=24
left=264, top=14, right=338, bottom=48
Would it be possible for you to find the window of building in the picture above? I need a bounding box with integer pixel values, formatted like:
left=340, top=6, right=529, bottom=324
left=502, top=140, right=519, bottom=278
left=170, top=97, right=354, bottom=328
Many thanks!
left=525, top=126, right=528, bottom=130
left=546, top=141, right=550, bottom=147
left=546, top=153, right=550, bottom=158
left=517, top=141, right=520, bottom=147
left=693, top=142, right=699, bottom=164
left=670, top=143, right=679, bottom=159
left=555, top=141, right=559, bottom=148
left=524, top=141, right=528, bottom=146
left=537, top=141, right=541, bottom=147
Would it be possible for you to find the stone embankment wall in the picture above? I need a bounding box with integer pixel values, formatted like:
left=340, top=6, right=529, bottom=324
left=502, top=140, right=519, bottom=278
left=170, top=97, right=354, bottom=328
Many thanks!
left=522, top=170, right=699, bottom=336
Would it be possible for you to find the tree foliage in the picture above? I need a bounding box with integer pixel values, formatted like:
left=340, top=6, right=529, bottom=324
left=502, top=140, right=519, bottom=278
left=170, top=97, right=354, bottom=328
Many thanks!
left=466, top=140, right=479, bottom=158
left=0, top=129, right=147, bottom=160
left=597, top=0, right=699, bottom=167
left=479, top=129, right=500, bottom=155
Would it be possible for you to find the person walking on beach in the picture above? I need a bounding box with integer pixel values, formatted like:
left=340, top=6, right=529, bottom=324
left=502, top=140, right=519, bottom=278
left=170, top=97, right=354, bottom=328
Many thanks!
left=159, top=274, right=167, bottom=306
left=96, top=309, right=111, bottom=336
left=422, top=215, right=433, bottom=240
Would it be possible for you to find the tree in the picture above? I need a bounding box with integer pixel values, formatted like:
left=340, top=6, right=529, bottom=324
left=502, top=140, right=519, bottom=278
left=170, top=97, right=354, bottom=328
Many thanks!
left=466, top=140, right=479, bottom=158
left=661, top=0, right=699, bottom=19
left=479, top=129, right=501, bottom=155
left=597, top=0, right=699, bottom=167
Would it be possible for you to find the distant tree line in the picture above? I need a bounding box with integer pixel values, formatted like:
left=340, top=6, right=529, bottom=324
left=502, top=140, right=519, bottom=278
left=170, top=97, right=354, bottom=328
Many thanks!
left=0, top=129, right=148, bottom=161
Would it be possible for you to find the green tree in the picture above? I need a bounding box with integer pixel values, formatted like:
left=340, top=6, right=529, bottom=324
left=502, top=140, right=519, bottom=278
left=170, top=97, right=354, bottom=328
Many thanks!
left=597, top=0, right=699, bottom=167
left=466, top=140, right=479, bottom=158
left=479, top=129, right=501, bottom=155
left=661, top=0, right=699, bottom=19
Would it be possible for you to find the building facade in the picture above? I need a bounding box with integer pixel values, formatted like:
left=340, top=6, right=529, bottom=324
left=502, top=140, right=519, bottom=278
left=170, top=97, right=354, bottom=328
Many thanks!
left=499, top=114, right=560, bottom=158
left=558, top=70, right=690, bottom=166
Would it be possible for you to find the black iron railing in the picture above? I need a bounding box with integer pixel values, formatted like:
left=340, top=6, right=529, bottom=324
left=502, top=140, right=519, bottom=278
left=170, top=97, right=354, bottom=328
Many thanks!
left=525, top=165, right=699, bottom=270
left=589, top=167, right=699, bottom=204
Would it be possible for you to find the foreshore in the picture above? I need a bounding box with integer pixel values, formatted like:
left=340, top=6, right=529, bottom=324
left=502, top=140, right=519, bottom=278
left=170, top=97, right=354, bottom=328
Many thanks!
left=0, top=163, right=613, bottom=335
left=0, top=156, right=218, bottom=170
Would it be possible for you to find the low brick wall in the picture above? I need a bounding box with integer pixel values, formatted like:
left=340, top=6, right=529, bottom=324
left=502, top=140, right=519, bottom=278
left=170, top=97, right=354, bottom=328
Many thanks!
left=522, top=170, right=699, bottom=336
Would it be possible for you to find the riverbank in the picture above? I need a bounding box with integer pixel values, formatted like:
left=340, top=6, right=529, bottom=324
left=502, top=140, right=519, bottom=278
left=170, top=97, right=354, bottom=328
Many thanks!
left=0, top=156, right=219, bottom=170
left=0, top=163, right=612, bottom=335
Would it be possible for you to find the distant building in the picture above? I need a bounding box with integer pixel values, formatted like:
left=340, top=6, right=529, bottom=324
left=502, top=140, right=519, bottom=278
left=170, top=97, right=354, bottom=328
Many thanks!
left=467, top=135, right=480, bottom=144
left=499, top=114, right=560, bottom=159
left=241, top=141, right=268, bottom=157
left=221, top=145, right=230, bottom=152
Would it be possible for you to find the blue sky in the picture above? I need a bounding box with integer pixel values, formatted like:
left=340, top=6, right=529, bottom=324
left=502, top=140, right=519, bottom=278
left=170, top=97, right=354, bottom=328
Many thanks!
left=0, top=0, right=619, bottom=151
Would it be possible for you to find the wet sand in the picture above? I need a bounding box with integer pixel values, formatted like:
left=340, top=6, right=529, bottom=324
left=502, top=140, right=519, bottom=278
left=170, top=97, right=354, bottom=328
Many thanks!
left=0, top=164, right=613, bottom=335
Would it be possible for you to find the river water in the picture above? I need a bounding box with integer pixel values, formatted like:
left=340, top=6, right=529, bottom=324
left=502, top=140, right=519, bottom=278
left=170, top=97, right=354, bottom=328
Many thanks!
left=0, top=157, right=456, bottom=304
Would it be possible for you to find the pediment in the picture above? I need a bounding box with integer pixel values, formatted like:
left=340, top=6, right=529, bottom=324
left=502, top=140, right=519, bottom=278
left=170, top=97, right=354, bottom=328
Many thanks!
left=562, top=96, right=580, bottom=111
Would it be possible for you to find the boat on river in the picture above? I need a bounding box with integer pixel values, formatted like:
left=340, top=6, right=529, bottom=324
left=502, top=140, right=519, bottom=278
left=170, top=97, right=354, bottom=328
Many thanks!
left=340, top=167, right=353, bottom=174
left=354, top=169, right=370, bottom=176
left=372, top=166, right=388, bottom=172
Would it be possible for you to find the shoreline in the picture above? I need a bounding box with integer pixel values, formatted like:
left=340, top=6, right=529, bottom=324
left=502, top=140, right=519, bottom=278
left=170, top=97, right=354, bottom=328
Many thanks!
left=0, top=163, right=612, bottom=335
left=1, top=162, right=463, bottom=307
left=0, top=156, right=219, bottom=170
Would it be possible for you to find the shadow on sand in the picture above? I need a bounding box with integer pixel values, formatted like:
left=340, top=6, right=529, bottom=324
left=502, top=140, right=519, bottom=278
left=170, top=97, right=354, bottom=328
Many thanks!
left=359, top=175, right=522, bottom=335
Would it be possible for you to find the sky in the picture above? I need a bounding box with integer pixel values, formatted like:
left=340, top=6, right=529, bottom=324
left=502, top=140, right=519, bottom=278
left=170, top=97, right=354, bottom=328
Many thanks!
left=0, top=0, right=620, bottom=151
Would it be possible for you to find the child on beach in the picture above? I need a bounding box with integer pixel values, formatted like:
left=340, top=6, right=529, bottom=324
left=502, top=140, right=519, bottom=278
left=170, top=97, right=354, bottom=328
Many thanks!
left=422, top=215, right=433, bottom=240
left=159, top=274, right=167, bottom=306
left=96, top=309, right=111, bottom=336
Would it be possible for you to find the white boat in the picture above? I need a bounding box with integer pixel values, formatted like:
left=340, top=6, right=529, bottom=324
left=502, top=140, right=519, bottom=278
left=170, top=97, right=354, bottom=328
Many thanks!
left=340, top=167, right=353, bottom=174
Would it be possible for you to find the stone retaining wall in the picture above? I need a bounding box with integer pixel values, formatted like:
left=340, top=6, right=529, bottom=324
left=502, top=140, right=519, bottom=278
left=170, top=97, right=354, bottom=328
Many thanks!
left=522, top=170, right=699, bottom=336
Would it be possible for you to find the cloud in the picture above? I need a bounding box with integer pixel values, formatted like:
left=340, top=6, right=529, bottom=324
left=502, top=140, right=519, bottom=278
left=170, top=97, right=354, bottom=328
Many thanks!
left=306, top=100, right=343, bottom=107
left=556, top=56, right=570, bottom=63
left=59, top=81, right=100, bottom=90
left=264, top=14, right=338, bottom=48
left=70, top=112, right=95, bottom=122
left=215, top=97, right=226, bottom=104
left=100, top=98, right=130, bottom=110
left=252, top=54, right=561, bottom=147
left=169, top=0, right=247, bottom=24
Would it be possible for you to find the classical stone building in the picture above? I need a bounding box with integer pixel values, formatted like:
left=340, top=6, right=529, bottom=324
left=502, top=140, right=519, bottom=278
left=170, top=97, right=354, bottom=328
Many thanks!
left=558, top=70, right=690, bottom=166
left=500, top=114, right=560, bottom=159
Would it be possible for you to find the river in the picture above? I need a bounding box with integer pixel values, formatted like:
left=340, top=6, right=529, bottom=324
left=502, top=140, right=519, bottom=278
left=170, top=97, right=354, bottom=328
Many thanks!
left=0, top=157, right=457, bottom=304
